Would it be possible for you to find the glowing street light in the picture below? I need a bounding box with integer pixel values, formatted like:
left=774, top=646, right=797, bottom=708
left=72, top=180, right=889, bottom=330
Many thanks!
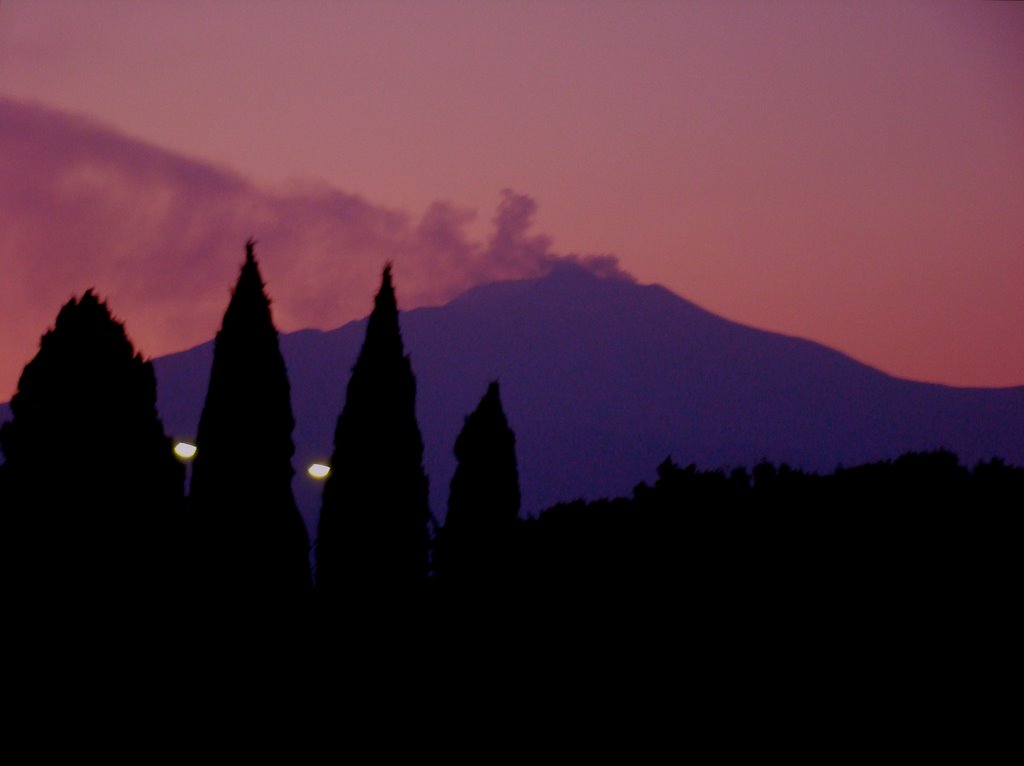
left=173, top=442, right=197, bottom=459
left=308, top=463, right=331, bottom=479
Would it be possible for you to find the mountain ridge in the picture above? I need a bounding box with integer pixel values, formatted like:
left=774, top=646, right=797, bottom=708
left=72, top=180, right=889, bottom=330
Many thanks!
left=3, top=266, right=1021, bottom=531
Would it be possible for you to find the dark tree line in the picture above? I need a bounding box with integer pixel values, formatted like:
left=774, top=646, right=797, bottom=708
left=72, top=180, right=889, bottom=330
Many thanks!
left=516, top=452, right=1022, bottom=615
left=0, top=242, right=1020, bottom=633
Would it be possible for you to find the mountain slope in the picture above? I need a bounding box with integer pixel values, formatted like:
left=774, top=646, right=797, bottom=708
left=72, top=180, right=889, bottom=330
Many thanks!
left=7, top=265, right=1023, bottom=530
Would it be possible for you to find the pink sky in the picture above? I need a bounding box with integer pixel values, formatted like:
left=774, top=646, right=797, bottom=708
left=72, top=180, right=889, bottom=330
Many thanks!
left=1, top=1, right=1022, bottom=398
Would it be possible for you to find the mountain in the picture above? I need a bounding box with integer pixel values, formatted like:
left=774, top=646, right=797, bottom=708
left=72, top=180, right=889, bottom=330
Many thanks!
left=5, top=264, right=1023, bottom=531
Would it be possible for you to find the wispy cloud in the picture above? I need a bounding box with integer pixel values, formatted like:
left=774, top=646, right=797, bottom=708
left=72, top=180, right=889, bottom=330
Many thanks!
left=0, top=97, right=626, bottom=398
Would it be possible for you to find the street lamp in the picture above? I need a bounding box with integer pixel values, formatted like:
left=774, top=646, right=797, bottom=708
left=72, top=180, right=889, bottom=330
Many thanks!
left=307, top=463, right=330, bottom=479
left=174, top=441, right=197, bottom=459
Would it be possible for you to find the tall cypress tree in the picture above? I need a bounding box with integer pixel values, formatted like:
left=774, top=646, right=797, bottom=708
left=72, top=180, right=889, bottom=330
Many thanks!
left=0, top=291, right=184, bottom=602
left=316, top=265, right=430, bottom=606
left=435, top=381, right=521, bottom=591
left=188, top=240, right=311, bottom=602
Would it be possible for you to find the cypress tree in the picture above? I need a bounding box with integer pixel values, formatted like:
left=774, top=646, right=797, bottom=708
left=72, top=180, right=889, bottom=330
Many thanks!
left=0, top=291, right=184, bottom=603
left=435, top=381, right=521, bottom=592
left=188, top=240, right=312, bottom=603
left=316, top=265, right=430, bottom=607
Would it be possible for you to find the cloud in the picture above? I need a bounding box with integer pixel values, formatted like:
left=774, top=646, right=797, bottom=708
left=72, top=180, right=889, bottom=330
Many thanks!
left=0, top=96, right=627, bottom=398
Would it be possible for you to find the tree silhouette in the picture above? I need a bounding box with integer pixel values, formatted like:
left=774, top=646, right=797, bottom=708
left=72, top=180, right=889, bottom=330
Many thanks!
left=188, top=240, right=312, bottom=603
left=0, top=291, right=183, bottom=603
left=435, top=381, right=521, bottom=593
left=315, top=265, right=430, bottom=609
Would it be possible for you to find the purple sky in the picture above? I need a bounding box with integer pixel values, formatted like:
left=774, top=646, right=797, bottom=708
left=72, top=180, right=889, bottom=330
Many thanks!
left=1, top=1, right=1023, bottom=398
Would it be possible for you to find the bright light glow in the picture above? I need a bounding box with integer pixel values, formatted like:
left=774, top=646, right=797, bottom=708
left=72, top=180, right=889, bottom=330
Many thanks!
left=173, top=442, right=197, bottom=459
left=308, top=463, right=331, bottom=479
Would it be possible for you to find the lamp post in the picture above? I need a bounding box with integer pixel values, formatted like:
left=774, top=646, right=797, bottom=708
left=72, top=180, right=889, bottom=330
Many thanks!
left=173, top=441, right=196, bottom=488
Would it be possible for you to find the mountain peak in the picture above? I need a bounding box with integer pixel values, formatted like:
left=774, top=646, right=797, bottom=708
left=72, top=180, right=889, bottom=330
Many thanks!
left=447, top=258, right=636, bottom=311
